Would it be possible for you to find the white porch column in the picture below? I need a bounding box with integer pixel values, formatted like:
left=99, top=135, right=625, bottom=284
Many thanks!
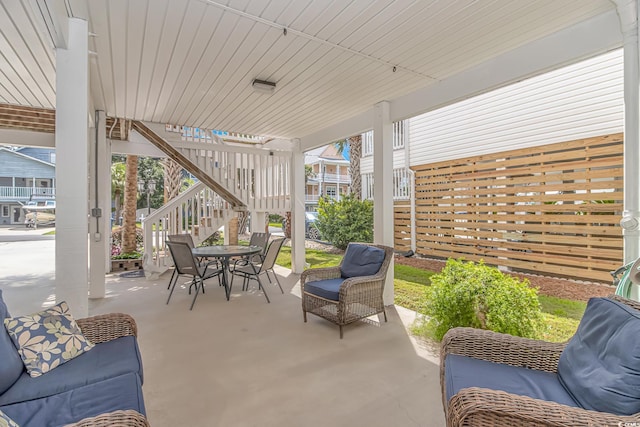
left=373, top=101, right=395, bottom=305
left=89, top=111, right=109, bottom=298
left=616, top=0, right=640, bottom=300
left=55, top=18, right=89, bottom=316
left=252, top=211, right=267, bottom=233
left=291, top=140, right=306, bottom=274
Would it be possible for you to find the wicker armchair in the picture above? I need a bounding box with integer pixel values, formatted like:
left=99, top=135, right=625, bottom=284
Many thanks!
left=301, top=243, right=393, bottom=338
left=440, top=295, right=640, bottom=427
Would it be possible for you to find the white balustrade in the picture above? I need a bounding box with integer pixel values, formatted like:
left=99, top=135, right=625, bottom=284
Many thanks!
left=141, top=182, right=233, bottom=275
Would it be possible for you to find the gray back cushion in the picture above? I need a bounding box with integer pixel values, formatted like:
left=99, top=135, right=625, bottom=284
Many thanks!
left=558, top=297, right=640, bottom=415
left=340, top=244, right=385, bottom=279
left=0, top=289, right=25, bottom=394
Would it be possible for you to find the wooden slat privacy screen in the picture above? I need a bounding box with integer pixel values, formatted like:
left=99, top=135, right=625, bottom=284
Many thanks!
left=408, top=134, right=623, bottom=283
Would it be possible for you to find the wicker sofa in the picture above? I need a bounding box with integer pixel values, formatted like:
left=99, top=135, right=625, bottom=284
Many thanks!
left=0, top=290, right=148, bottom=427
left=440, top=295, right=640, bottom=426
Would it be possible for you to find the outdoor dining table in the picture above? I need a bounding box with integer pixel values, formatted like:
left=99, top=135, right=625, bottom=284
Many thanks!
left=191, top=245, right=263, bottom=300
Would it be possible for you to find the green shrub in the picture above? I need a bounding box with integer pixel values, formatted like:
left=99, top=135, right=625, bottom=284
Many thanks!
left=424, top=258, right=543, bottom=341
left=316, top=195, right=373, bottom=250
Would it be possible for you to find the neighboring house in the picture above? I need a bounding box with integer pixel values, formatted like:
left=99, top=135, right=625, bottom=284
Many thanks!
left=305, top=144, right=350, bottom=211
left=0, top=147, right=56, bottom=225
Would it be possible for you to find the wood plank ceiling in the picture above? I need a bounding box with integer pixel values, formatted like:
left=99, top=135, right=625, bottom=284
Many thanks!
left=0, top=0, right=615, bottom=140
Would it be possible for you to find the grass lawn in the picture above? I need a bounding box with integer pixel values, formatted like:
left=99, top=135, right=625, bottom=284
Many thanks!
left=268, top=222, right=282, bottom=229
left=274, top=247, right=584, bottom=343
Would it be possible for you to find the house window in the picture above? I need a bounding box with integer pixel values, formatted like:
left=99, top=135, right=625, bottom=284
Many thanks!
left=326, top=186, right=337, bottom=198
left=1, top=206, right=8, bottom=217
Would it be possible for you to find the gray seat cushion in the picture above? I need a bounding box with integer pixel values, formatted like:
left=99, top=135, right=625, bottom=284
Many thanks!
left=0, top=290, right=26, bottom=395
left=0, top=335, right=143, bottom=406
left=558, top=297, right=640, bottom=415
left=340, top=244, right=385, bottom=279
left=304, top=278, right=344, bottom=301
left=445, top=354, right=579, bottom=408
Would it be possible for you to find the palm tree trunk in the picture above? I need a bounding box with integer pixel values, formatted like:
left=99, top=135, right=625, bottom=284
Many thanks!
left=122, top=155, right=138, bottom=253
left=348, top=135, right=362, bottom=200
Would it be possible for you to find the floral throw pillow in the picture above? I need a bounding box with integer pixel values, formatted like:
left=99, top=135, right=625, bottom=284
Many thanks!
left=0, top=410, right=19, bottom=427
left=3, top=302, right=94, bottom=378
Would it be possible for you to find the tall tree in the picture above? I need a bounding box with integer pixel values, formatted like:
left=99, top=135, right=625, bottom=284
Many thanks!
left=335, top=134, right=362, bottom=199
left=111, top=162, right=126, bottom=224
left=121, top=155, right=138, bottom=253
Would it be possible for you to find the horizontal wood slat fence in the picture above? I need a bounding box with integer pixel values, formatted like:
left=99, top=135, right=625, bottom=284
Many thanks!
left=407, top=134, right=623, bottom=283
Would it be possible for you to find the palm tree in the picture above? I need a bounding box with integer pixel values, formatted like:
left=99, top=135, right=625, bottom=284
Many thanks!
left=335, top=134, right=362, bottom=199
left=111, top=162, right=126, bottom=224
left=121, top=155, right=138, bottom=253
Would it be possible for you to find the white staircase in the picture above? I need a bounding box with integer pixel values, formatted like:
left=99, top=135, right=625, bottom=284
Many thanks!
left=136, top=122, right=292, bottom=278
left=140, top=121, right=291, bottom=212
left=141, top=182, right=234, bottom=277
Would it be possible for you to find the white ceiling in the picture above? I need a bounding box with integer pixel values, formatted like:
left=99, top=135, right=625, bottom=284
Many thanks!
left=0, top=0, right=617, bottom=140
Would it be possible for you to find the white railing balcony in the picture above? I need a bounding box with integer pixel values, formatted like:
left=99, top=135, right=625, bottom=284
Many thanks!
left=305, top=195, right=320, bottom=202
left=0, top=186, right=55, bottom=200
left=314, top=173, right=350, bottom=183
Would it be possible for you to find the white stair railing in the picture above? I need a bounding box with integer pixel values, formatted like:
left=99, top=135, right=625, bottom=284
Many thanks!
left=141, top=182, right=233, bottom=277
left=178, top=146, right=291, bottom=212
left=141, top=122, right=291, bottom=213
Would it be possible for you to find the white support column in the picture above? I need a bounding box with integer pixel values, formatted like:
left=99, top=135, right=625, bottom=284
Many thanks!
left=104, top=137, right=112, bottom=273
left=373, top=101, right=395, bottom=305
left=615, top=0, right=640, bottom=300
left=89, top=111, right=108, bottom=298
left=252, top=211, right=267, bottom=233
left=291, top=140, right=306, bottom=274
left=55, top=18, right=89, bottom=317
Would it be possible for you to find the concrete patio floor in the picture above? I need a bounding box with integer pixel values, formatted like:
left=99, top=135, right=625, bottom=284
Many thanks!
left=0, top=236, right=444, bottom=427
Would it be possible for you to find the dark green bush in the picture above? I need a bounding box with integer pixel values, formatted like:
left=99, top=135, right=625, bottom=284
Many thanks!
left=424, top=259, right=543, bottom=341
left=316, top=195, right=373, bottom=250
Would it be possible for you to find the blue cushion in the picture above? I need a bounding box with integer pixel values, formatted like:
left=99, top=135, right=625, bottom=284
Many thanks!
left=0, top=335, right=143, bottom=407
left=445, top=354, right=579, bottom=408
left=304, top=278, right=344, bottom=301
left=0, top=290, right=25, bottom=395
left=558, top=297, right=640, bottom=415
left=1, top=372, right=145, bottom=427
left=4, top=301, right=95, bottom=378
left=340, top=244, right=385, bottom=278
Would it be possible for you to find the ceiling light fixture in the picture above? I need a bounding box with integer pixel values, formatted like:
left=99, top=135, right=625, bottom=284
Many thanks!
left=252, top=79, right=276, bottom=94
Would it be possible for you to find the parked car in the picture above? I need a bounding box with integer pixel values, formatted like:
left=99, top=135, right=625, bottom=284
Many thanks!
left=282, top=211, right=321, bottom=240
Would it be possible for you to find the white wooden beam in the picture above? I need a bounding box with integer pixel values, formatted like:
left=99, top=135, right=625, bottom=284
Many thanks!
left=89, top=110, right=109, bottom=298
left=291, top=139, right=306, bottom=274
left=0, top=128, right=55, bottom=148
left=55, top=17, right=89, bottom=317
left=614, top=0, right=640, bottom=301
left=373, top=102, right=394, bottom=306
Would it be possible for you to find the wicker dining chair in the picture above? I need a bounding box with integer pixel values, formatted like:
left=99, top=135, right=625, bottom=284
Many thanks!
left=300, top=242, right=393, bottom=338
left=441, top=294, right=640, bottom=427
left=165, top=240, right=223, bottom=310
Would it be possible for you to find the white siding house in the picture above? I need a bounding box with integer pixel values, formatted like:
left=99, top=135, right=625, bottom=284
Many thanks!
left=361, top=48, right=623, bottom=172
